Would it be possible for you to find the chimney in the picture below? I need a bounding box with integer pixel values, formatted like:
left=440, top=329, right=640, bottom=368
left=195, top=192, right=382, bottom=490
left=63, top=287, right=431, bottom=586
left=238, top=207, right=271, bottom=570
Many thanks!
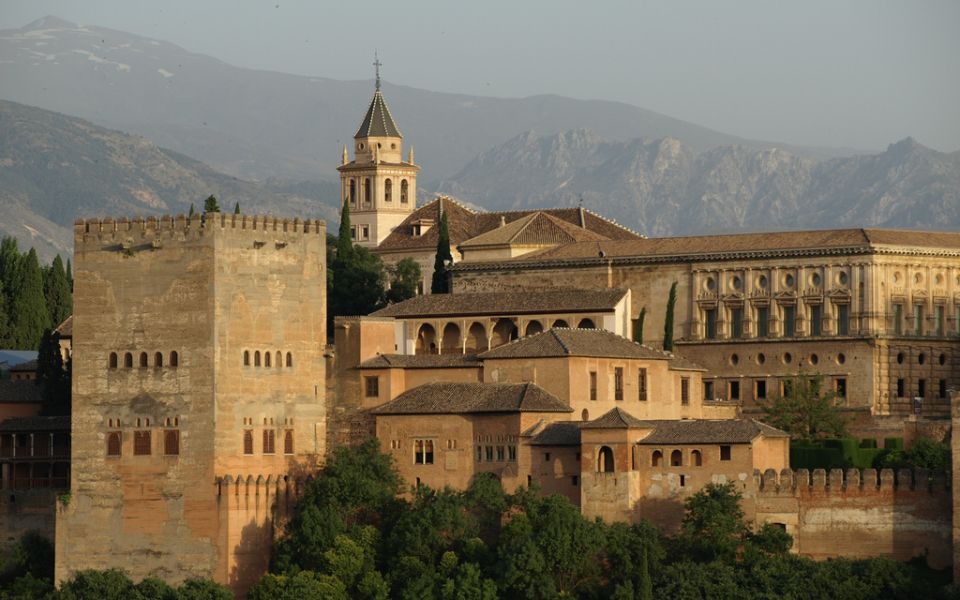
left=500, top=216, right=506, bottom=227
left=579, top=206, right=586, bottom=228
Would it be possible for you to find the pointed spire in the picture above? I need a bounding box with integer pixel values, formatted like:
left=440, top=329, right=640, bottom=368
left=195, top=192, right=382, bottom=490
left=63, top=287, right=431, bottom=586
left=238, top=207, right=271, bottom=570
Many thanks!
left=342, top=144, right=348, bottom=165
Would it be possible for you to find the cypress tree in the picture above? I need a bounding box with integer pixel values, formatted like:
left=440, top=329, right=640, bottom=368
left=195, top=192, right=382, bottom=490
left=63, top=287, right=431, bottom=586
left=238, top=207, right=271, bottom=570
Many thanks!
left=44, top=255, right=72, bottom=328
left=65, top=258, right=73, bottom=291
left=37, top=329, right=70, bottom=415
left=188, top=203, right=195, bottom=218
left=204, top=194, right=220, bottom=213
left=0, top=236, right=20, bottom=308
left=234, top=202, right=241, bottom=215
left=10, top=249, right=51, bottom=349
left=430, top=208, right=452, bottom=294
left=633, top=307, right=646, bottom=344
left=336, top=200, right=353, bottom=261
left=663, top=282, right=677, bottom=351
left=0, top=279, right=9, bottom=347
left=638, top=550, right=653, bottom=600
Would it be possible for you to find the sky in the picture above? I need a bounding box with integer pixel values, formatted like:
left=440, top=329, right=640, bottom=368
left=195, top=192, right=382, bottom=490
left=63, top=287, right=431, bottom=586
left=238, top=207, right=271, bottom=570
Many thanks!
left=1, top=0, right=958, bottom=153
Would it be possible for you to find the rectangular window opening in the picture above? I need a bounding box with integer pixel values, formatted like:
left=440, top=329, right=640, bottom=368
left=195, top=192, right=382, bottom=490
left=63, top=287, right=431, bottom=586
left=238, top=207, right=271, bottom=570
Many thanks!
left=614, top=367, right=624, bottom=401
left=756, top=306, right=769, bottom=338
left=720, top=445, right=732, bottom=461
left=364, top=376, right=380, bottom=398
left=589, top=371, right=597, bottom=401
left=755, top=379, right=767, bottom=400
left=638, top=368, right=648, bottom=401
left=705, top=308, right=717, bottom=340
left=730, top=307, right=743, bottom=339
left=783, top=305, right=796, bottom=337
left=729, top=381, right=740, bottom=401
left=837, top=304, right=850, bottom=335
left=810, top=305, right=822, bottom=336
left=681, top=378, right=690, bottom=405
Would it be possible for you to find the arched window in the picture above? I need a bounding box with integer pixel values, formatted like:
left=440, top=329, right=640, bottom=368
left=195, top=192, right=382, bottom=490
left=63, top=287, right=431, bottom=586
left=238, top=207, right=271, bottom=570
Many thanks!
left=652, top=450, right=663, bottom=467
left=286, top=352, right=293, bottom=367
left=692, top=449, right=703, bottom=466
left=276, top=351, right=282, bottom=368
left=139, top=352, right=148, bottom=368
left=124, top=352, right=133, bottom=368
left=349, top=179, right=356, bottom=204
left=400, top=179, right=409, bottom=203
left=109, top=353, right=118, bottom=369
left=578, top=318, right=596, bottom=329
left=525, top=321, right=543, bottom=337
left=284, top=430, right=294, bottom=454
left=597, top=446, right=615, bottom=473
left=671, top=449, right=682, bottom=467
left=384, top=178, right=392, bottom=202
left=465, top=322, right=488, bottom=353
left=106, top=432, right=121, bottom=456
left=415, top=324, right=437, bottom=355
left=243, top=351, right=250, bottom=366
left=265, top=352, right=271, bottom=367
left=581, top=409, right=589, bottom=421
left=169, top=351, right=179, bottom=367
left=154, top=352, right=163, bottom=368
left=254, top=351, right=261, bottom=367
left=441, top=323, right=462, bottom=354
left=364, top=177, right=372, bottom=204
left=553, top=319, right=569, bottom=328
left=243, top=430, right=253, bottom=455
left=491, top=318, right=518, bottom=347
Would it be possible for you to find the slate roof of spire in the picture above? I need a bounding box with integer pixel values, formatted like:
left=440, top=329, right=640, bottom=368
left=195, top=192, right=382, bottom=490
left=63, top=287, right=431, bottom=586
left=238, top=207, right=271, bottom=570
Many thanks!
left=355, top=90, right=402, bottom=138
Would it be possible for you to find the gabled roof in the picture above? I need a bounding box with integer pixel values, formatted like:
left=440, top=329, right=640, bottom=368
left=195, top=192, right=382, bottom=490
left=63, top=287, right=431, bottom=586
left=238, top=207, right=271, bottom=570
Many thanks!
left=9, top=360, right=37, bottom=373
left=375, top=197, right=642, bottom=254
left=528, top=420, right=582, bottom=446
left=371, top=289, right=627, bottom=318
left=359, top=354, right=482, bottom=369
left=355, top=90, right=402, bottom=138
left=460, top=212, right=609, bottom=248
left=55, top=316, right=73, bottom=338
left=635, top=419, right=789, bottom=444
left=455, top=228, right=960, bottom=271
left=0, top=415, right=69, bottom=432
left=581, top=407, right=654, bottom=429
left=479, top=328, right=672, bottom=361
left=0, top=350, right=38, bottom=368
left=0, top=380, right=43, bottom=404
left=371, top=382, right=572, bottom=415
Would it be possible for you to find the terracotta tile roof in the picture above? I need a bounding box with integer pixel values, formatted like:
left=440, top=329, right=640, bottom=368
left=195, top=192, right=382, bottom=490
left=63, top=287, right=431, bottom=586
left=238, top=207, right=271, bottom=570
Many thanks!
left=528, top=421, right=582, bottom=446
left=371, top=289, right=627, bottom=318
left=0, top=380, right=43, bottom=404
left=354, top=90, right=402, bottom=138
left=371, top=382, right=572, bottom=415
left=479, top=328, right=673, bottom=361
left=55, top=316, right=73, bottom=338
left=454, top=228, right=960, bottom=270
left=0, top=415, right=69, bottom=432
left=460, top=212, right=610, bottom=248
left=9, top=360, right=37, bottom=373
left=668, top=356, right=707, bottom=372
left=359, top=354, right=482, bottom=369
left=581, top=407, right=655, bottom=429
left=635, top=419, right=789, bottom=444
left=375, top=197, right=641, bottom=254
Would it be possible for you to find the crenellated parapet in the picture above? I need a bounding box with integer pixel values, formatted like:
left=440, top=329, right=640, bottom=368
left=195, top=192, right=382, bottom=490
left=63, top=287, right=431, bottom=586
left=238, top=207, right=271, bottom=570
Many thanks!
left=753, top=467, right=949, bottom=496
left=215, top=473, right=311, bottom=498
left=74, top=213, right=326, bottom=249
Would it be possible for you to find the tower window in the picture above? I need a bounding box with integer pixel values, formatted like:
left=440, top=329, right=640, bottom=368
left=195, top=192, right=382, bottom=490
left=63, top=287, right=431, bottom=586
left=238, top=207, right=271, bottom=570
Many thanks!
left=385, top=178, right=392, bottom=202
left=243, top=351, right=250, bottom=366
left=139, top=352, right=148, bottom=368
left=164, top=430, right=180, bottom=455
left=638, top=368, right=648, bottom=401
left=133, top=431, right=151, bottom=456
left=169, top=351, right=179, bottom=367
left=124, top=352, right=133, bottom=368
left=263, top=430, right=276, bottom=454
left=109, top=352, right=118, bottom=369
left=243, top=430, right=253, bottom=455
left=364, top=177, right=372, bottom=204
left=349, top=179, right=356, bottom=204
left=284, top=430, right=294, bottom=455
left=286, top=352, right=293, bottom=367
left=106, top=432, right=121, bottom=457
left=614, top=367, right=624, bottom=401
left=401, top=179, right=409, bottom=203
left=154, top=352, right=163, bottom=368
left=265, top=351, right=271, bottom=368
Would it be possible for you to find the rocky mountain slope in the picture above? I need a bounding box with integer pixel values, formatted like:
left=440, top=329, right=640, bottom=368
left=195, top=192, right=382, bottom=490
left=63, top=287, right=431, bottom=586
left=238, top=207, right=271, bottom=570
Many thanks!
left=0, top=99, right=339, bottom=260
left=435, top=130, right=960, bottom=235
left=0, top=17, right=856, bottom=184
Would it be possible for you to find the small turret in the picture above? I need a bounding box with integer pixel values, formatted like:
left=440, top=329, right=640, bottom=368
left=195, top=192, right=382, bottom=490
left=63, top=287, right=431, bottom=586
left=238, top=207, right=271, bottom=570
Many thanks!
left=408, top=146, right=415, bottom=165
left=342, top=145, right=348, bottom=166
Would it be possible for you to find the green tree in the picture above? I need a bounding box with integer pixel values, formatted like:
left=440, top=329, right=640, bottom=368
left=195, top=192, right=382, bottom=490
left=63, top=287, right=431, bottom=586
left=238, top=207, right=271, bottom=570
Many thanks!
left=759, top=373, right=847, bottom=442
left=430, top=210, right=452, bottom=294
left=0, top=279, right=9, bottom=347
left=36, top=330, right=70, bottom=415
left=43, top=255, right=72, bottom=328
left=204, top=194, right=220, bottom=213
left=385, top=258, right=422, bottom=304
left=58, top=569, right=136, bottom=600
left=328, top=202, right=386, bottom=320
left=880, top=436, right=951, bottom=471
left=0, top=236, right=21, bottom=300
left=65, top=257, right=73, bottom=291
left=234, top=202, right=241, bottom=215
left=633, top=307, right=646, bottom=344
left=662, top=281, right=677, bottom=351
left=174, top=578, right=233, bottom=599
left=9, top=248, right=51, bottom=349
left=188, top=204, right=195, bottom=218
left=677, top=482, right=749, bottom=562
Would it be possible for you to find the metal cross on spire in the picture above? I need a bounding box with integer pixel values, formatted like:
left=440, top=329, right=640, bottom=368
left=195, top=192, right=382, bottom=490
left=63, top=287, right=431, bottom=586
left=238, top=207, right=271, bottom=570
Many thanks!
left=373, top=51, right=382, bottom=91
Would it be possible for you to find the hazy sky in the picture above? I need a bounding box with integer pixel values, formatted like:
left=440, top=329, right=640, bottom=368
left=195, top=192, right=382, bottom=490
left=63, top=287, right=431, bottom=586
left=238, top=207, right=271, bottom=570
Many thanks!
left=2, top=0, right=958, bottom=152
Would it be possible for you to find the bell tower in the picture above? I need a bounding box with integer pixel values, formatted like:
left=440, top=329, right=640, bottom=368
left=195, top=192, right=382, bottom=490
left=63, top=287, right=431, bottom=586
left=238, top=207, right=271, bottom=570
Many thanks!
left=337, top=55, right=420, bottom=248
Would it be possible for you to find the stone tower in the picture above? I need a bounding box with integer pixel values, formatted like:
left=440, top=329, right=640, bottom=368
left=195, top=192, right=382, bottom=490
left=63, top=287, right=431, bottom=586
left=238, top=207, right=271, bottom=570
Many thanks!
left=56, top=213, right=327, bottom=596
left=337, top=63, right=419, bottom=248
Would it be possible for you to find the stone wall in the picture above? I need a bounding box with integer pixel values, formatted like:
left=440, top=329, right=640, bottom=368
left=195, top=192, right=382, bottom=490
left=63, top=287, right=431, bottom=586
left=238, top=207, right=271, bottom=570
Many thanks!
left=0, top=489, right=60, bottom=551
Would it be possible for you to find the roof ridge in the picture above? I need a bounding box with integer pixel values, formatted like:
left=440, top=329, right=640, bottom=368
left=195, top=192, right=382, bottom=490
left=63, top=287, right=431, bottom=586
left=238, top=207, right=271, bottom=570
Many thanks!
left=551, top=329, right=571, bottom=354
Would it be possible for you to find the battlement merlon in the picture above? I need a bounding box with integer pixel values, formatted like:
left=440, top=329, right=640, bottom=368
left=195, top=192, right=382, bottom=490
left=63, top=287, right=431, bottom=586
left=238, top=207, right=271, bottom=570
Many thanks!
left=753, top=467, right=950, bottom=496
left=74, top=213, right=327, bottom=248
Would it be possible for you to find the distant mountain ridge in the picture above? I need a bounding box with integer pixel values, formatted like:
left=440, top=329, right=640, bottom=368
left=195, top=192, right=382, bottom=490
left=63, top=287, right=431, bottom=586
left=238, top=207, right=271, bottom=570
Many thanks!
left=0, top=16, right=862, bottom=185
left=0, top=99, right=339, bottom=260
left=435, top=129, right=960, bottom=236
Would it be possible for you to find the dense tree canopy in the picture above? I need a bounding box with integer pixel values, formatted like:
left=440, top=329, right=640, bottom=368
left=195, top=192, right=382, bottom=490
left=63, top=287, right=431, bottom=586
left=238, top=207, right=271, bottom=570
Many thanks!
left=385, top=258, right=421, bottom=305
left=0, top=238, right=73, bottom=350
left=760, top=373, right=848, bottom=442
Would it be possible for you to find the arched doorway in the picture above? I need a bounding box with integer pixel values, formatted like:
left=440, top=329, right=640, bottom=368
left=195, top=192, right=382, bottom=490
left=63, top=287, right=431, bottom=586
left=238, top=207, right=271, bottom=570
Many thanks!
left=465, top=322, right=488, bottom=353
left=491, top=318, right=518, bottom=348
left=416, top=324, right=438, bottom=355
left=578, top=318, right=596, bottom=329
left=441, top=323, right=462, bottom=354
left=597, top=446, right=615, bottom=473
left=525, top=320, right=544, bottom=337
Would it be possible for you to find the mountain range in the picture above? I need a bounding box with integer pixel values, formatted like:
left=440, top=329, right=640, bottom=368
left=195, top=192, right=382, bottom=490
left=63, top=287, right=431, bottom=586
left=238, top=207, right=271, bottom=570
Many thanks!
left=0, top=16, right=957, bottom=259
left=435, top=129, right=960, bottom=236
